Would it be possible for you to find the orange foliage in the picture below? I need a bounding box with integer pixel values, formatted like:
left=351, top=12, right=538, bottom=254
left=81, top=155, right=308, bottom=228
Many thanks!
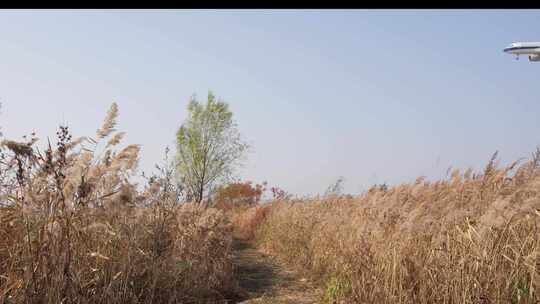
left=214, top=181, right=267, bottom=210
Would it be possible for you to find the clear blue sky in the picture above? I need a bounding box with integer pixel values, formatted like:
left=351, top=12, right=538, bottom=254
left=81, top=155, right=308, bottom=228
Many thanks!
left=1, top=10, right=539, bottom=196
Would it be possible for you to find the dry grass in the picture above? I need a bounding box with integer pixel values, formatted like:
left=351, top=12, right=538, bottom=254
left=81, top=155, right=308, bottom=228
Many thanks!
left=4, top=101, right=540, bottom=304
left=231, top=204, right=273, bottom=241
left=0, top=104, right=237, bottom=303
left=244, top=151, right=540, bottom=303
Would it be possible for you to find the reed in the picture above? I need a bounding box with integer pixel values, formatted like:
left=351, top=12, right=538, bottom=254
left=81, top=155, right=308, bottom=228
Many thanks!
left=245, top=151, right=540, bottom=303
left=0, top=104, right=236, bottom=303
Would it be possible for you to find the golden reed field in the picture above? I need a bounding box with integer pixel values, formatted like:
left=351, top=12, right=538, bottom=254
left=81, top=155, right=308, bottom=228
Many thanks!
left=0, top=105, right=237, bottom=303
left=1, top=104, right=539, bottom=303
left=236, top=153, right=540, bottom=303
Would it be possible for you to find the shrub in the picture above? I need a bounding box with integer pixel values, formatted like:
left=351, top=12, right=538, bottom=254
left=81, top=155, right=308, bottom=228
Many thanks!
left=214, top=181, right=267, bottom=211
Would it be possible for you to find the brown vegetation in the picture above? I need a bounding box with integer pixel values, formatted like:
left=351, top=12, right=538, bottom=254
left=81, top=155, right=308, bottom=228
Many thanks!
left=0, top=104, right=236, bottom=303
left=241, top=151, right=540, bottom=303
left=214, top=181, right=267, bottom=212
left=3, top=102, right=540, bottom=304
left=231, top=204, right=273, bottom=241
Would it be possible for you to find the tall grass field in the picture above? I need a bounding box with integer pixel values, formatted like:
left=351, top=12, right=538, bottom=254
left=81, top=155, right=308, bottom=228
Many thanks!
left=1, top=104, right=539, bottom=303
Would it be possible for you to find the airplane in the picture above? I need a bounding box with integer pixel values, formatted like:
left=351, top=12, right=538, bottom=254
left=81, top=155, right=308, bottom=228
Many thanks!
left=503, top=42, right=540, bottom=61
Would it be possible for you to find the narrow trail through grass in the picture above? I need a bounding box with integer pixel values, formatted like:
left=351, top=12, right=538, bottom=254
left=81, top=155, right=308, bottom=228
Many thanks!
left=231, top=238, right=320, bottom=304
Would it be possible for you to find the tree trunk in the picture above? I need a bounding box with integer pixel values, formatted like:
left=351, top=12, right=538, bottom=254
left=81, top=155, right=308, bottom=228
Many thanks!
left=197, top=181, right=204, bottom=204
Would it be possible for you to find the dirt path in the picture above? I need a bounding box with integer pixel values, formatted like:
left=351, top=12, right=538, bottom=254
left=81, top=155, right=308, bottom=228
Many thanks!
left=230, top=238, right=321, bottom=304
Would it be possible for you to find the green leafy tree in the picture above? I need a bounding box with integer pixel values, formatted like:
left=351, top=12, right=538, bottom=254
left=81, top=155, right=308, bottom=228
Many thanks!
left=175, top=92, right=248, bottom=204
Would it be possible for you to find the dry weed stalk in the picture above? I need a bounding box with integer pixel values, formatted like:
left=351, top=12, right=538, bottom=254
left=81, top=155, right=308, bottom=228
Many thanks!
left=0, top=103, right=237, bottom=303
left=242, top=152, right=540, bottom=303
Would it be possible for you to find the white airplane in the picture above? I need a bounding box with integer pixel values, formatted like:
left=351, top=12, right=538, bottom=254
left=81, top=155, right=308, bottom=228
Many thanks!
left=504, top=42, right=540, bottom=61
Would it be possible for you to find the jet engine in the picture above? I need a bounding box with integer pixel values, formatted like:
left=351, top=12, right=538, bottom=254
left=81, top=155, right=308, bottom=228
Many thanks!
left=528, top=54, right=540, bottom=62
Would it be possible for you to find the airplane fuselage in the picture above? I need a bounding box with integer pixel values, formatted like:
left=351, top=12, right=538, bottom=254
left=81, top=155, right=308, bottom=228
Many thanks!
left=504, top=42, right=540, bottom=61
